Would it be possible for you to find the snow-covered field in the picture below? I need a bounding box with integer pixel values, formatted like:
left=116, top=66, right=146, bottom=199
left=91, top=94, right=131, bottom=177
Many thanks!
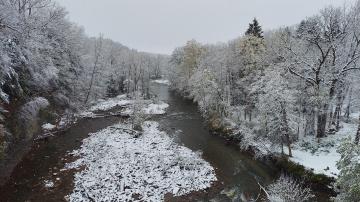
left=65, top=121, right=216, bottom=201
left=291, top=120, right=358, bottom=177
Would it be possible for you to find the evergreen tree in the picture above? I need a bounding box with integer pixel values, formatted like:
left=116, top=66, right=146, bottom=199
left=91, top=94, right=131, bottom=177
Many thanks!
left=245, top=18, right=264, bottom=38
left=106, top=76, right=118, bottom=98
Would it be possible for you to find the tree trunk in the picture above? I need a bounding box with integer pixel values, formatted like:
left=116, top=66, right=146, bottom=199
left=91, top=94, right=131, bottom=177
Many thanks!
left=305, top=108, right=315, bottom=136
left=84, top=69, right=96, bottom=104
left=317, top=105, right=328, bottom=138
left=287, top=139, right=292, bottom=157
left=84, top=35, right=103, bottom=104
left=355, top=114, right=360, bottom=145
left=335, top=100, right=342, bottom=130
left=332, top=89, right=345, bottom=131
left=280, top=102, right=292, bottom=157
left=345, top=87, right=352, bottom=122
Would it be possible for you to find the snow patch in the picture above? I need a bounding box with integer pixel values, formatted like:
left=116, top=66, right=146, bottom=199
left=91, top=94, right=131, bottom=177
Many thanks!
left=42, top=123, right=56, bottom=131
left=44, top=180, right=54, bottom=188
left=76, top=111, right=96, bottom=119
left=89, top=94, right=131, bottom=112
left=291, top=148, right=340, bottom=177
left=152, top=79, right=170, bottom=85
left=65, top=121, right=216, bottom=201
left=143, top=101, right=169, bottom=115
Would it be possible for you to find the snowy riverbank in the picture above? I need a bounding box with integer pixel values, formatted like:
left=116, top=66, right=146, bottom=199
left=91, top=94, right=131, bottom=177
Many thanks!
left=76, top=94, right=169, bottom=118
left=291, top=119, right=358, bottom=178
left=64, top=121, right=217, bottom=201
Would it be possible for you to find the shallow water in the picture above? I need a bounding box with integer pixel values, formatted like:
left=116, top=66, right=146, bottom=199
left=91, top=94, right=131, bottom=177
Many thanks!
left=0, top=83, right=276, bottom=201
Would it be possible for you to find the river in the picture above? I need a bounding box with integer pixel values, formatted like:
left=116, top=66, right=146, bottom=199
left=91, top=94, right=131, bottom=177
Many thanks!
left=152, top=82, right=276, bottom=201
left=0, top=82, right=276, bottom=201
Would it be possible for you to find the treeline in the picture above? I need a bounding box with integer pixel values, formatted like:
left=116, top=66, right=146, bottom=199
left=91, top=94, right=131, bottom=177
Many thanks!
left=0, top=0, right=168, bottom=157
left=170, top=3, right=360, bottom=155
left=170, top=2, right=360, bottom=200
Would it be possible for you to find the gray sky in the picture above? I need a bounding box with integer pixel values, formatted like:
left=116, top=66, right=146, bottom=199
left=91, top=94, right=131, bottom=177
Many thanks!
left=56, top=0, right=355, bottom=54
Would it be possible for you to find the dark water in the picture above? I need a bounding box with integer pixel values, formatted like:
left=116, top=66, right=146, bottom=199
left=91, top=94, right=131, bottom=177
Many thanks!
left=0, top=116, right=123, bottom=202
left=0, top=83, right=276, bottom=201
left=151, top=83, right=276, bottom=200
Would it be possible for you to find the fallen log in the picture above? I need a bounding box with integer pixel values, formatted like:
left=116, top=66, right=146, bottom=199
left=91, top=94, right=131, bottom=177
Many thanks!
left=83, top=112, right=130, bottom=119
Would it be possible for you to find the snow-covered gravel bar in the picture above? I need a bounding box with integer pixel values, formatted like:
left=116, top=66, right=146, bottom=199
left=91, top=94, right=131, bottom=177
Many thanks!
left=89, top=94, right=132, bottom=111
left=143, top=101, right=169, bottom=115
left=65, top=121, right=217, bottom=201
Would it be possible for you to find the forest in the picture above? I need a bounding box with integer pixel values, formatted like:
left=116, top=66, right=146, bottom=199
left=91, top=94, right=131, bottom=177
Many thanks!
left=0, top=0, right=168, bottom=153
left=1, top=0, right=360, bottom=201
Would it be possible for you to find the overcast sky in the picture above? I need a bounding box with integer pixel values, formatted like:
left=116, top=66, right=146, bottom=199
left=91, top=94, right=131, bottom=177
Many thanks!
left=56, top=0, right=355, bottom=54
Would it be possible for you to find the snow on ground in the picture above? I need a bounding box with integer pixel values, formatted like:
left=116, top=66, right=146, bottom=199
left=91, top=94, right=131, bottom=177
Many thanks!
left=291, top=119, right=358, bottom=177
left=77, top=94, right=169, bottom=118
left=44, top=180, right=54, bottom=188
left=291, top=147, right=340, bottom=177
left=65, top=121, right=216, bottom=201
left=152, top=79, right=170, bottom=85
left=42, top=123, right=56, bottom=130
left=89, top=94, right=131, bottom=111
left=76, top=111, right=96, bottom=119
left=143, top=101, right=169, bottom=115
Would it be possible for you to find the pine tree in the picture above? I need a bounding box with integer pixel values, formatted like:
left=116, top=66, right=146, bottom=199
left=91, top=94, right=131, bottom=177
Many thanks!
left=245, top=18, right=264, bottom=38
left=106, top=76, right=118, bottom=98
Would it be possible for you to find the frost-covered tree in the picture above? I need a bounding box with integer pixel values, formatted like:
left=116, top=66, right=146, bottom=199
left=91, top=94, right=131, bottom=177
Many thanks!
left=266, top=175, right=314, bottom=202
left=279, top=5, right=360, bottom=138
left=234, top=35, right=266, bottom=120
left=84, top=35, right=104, bottom=104
left=169, top=40, right=203, bottom=94
left=336, top=138, right=360, bottom=202
left=131, top=94, right=146, bottom=131
left=0, top=0, right=169, bottom=157
left=256, top=67, right=297, bottom=156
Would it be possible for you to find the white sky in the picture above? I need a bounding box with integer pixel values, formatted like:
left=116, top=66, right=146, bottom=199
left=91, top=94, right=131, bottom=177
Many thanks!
left=56, top=0, right=355, bottom=54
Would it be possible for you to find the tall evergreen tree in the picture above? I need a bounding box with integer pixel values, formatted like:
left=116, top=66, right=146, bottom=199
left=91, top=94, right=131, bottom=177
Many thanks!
left=245, top=18, right=264, bottom=38
left=106, top=76, right=118, bottom=98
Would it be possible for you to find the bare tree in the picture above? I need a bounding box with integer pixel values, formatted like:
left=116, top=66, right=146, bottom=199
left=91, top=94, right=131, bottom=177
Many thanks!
left=84, top=34, right=103, bottom=104
left=279, top=6, right=360, bottom=138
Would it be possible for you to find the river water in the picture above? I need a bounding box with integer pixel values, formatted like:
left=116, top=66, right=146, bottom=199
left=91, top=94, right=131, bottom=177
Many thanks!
left=152, top=82, right=276, bottom=200
left=0, top=82, right=276, bottom=201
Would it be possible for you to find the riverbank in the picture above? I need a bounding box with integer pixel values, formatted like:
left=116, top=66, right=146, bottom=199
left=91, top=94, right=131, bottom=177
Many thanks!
left=209, top=123, right=335, bottom=201
left=205, top=110, right=350, bottom=201
left=165, top=81, right=340, bottom=201
left=0, top=91, right=222, bottom=201
left=0, top=82, right=280, bottom=201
